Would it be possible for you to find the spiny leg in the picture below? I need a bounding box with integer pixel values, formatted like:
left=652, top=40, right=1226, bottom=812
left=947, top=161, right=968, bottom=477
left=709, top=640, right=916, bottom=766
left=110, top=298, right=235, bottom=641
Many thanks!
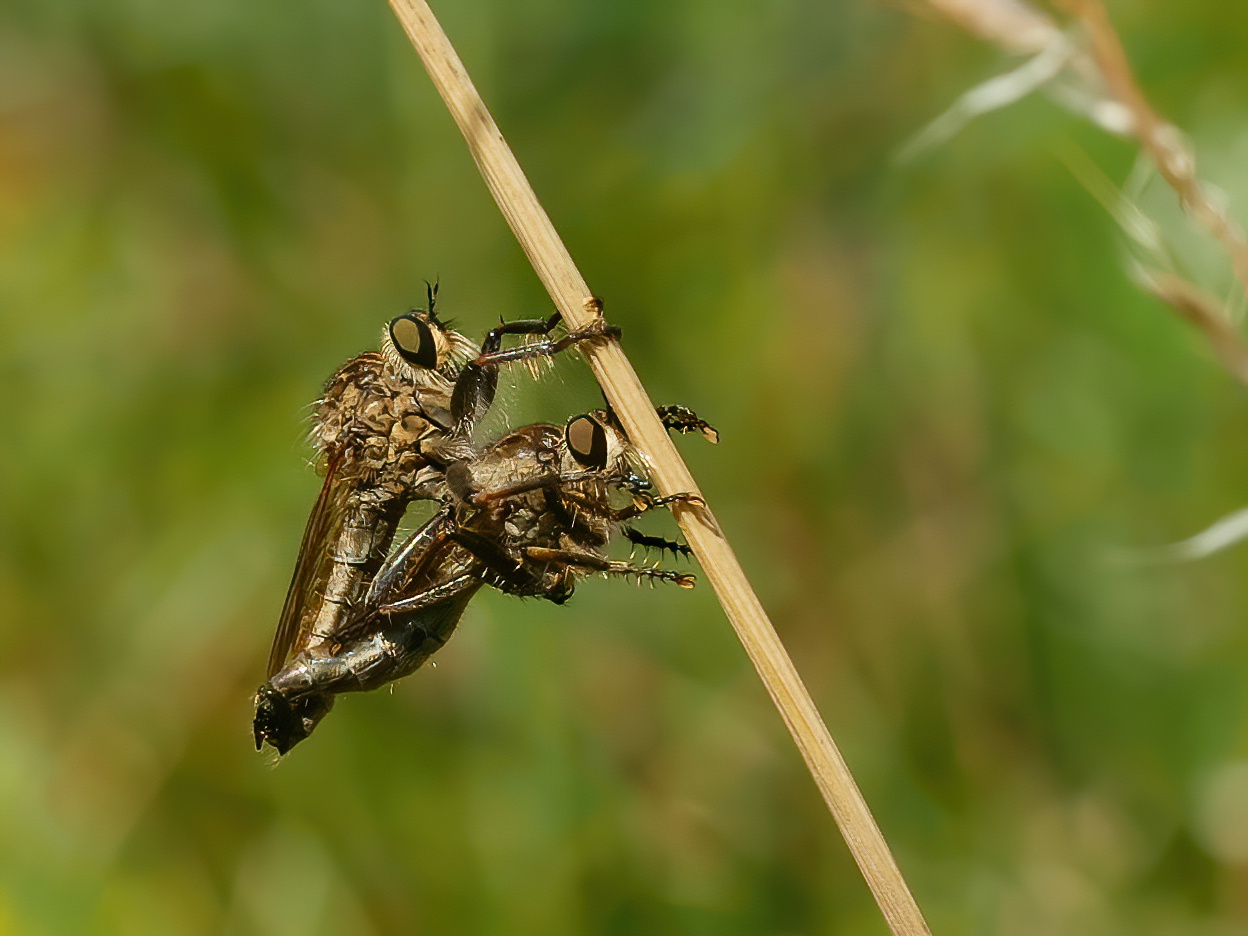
left=463, top=468, right=630, bottom=508
left=449, top=528, right=576, bottom=603
left=539, top=483, right=609, bottom=549
left=557, top=487, right=705, bottom=522
left=656, top=405, right=719, bottom=444
left=622, top=526, right=693, bottom=561
left=477, top=312, right=563, bottom=356
left=451, top=316, right=622, bottom=429
left=376, top=572, right=484, bottom=616
left=523, top=546, right=696, bottom=589
left=474, top=317, right=621, bottom=368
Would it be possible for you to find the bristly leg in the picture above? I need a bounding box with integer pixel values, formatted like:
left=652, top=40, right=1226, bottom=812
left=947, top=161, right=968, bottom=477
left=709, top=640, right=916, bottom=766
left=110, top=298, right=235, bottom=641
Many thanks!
left=472, top=317, right=621, bottom=368
left=451, top=316, right=622, bottom=429
left=556, top=487, right=704, bottom=522
left=523, top=546, right=696, bottom=589
left=657, top=405, right=719, bottom=444
left=622, top=526, right=693, bottom=560
left=616, top=564, right=696, bottom=589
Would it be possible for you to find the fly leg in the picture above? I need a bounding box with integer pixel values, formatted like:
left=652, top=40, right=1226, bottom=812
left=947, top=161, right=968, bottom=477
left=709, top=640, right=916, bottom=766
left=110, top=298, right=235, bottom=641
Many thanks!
left=656, top=405, right=719, bottom=443
left=591, top=402, right=718, bottom=443
left=375, top=572, right=483, bottom=617
left=556, top=488, right=700, bottom=563
left=362, top=508, right=455, bottom=611
left=621, top=526, right=694, bottom=560
left=451, top=313, right=621, bottom=429
left=455, top=468, right=611, bottom=507
left=448, top=527, right=579, bottom=604
left=522, top=546, right=696, bottom=589
left=558, top=488, right=705, bottom=522
left=473, top=316, right=621, bottom=367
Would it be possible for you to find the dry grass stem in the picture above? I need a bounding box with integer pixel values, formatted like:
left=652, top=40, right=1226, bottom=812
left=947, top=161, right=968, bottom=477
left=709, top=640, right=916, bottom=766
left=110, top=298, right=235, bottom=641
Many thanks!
left=1065, top=0, right=1248, bottom=299
left=1140, top=272, right=1248, bottom=385
left=915, top=0, right=1248, bottom=388
left=922, top=0, right=1061, bottom=53
left=386, top=1, right=932, bottom=933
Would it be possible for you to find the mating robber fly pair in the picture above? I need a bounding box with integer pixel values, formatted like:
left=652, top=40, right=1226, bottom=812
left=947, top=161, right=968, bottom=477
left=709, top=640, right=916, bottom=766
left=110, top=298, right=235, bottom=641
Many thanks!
left=255, top=286, right=716, bottom=754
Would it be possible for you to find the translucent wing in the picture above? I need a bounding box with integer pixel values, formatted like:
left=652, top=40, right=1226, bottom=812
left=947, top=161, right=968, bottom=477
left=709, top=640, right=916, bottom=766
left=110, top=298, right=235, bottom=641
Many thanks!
left=266, top=452, right=351, bottom=678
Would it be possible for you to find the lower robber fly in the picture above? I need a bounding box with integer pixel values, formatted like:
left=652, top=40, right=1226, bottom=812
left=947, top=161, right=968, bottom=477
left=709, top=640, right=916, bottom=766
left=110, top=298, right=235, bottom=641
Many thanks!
left=265, top=286, right=618, bottom=688
left=254, top=404, right=717, bottom=754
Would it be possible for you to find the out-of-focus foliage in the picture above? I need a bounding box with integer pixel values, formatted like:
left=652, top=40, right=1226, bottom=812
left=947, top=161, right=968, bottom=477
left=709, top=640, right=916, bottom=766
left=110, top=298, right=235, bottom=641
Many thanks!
left=3, top=0, right=1248, bottom=932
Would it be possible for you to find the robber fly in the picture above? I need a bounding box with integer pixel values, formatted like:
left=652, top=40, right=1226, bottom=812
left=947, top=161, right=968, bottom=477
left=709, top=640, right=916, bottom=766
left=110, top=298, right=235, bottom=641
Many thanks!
left=254, top=404, right=717, bottom=754
left=264, top=284, right=618, bottom=687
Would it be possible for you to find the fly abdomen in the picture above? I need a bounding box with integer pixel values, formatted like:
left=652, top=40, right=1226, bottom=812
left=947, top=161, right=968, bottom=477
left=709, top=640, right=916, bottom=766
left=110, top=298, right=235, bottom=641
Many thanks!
left=271, top=588, right=477, bottom=698
left=305, top=495, right=407, bottom=649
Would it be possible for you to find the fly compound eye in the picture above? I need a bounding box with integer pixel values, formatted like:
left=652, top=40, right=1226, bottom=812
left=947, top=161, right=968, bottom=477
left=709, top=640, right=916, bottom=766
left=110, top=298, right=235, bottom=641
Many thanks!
left=566, top=415, right=608, bottom=469
left=388, top=314, right=438, bottom=369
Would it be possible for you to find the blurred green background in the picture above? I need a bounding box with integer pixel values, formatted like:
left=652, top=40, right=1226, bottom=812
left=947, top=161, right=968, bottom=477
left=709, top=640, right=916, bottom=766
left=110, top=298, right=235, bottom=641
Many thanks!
left=4, top=0, right=1248, bottom=932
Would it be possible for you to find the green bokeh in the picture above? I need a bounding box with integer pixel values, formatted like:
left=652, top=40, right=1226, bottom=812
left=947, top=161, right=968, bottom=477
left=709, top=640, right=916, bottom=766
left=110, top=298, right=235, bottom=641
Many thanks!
left=3, top=1, right=1248, bottom=933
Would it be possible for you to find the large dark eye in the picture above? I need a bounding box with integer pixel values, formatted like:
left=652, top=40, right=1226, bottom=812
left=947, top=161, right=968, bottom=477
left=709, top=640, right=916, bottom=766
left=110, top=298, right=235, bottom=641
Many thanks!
left=389, top=314, right=438, bottom=369
left=565, top=415, right=608, bottom=469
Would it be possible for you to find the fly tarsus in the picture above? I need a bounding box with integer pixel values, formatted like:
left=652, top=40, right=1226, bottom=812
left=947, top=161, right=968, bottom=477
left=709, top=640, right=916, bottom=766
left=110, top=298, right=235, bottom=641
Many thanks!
left=610, top=490, right=705, bottom=522
left=622, top=526, right=693, bottom=561
left=657, top=405, right=719, bottom=444
left=478, top=312, right=563, bottom=356
left=523, top=546, right=695, bottom=589
left=641, top=491, right=705, bottom=510
left=450, top=315, right=622, bottom=429
left=471, top=317, right=621, bottom=370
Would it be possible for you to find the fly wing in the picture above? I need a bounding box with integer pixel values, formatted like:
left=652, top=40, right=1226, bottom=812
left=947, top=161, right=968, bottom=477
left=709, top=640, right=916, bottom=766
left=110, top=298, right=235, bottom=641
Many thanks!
left=266, top=453, right=351, bottom=678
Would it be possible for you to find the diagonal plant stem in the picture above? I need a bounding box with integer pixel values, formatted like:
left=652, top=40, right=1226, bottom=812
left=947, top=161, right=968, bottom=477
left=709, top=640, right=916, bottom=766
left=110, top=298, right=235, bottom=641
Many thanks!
left=386, top=1, right=933, bottom=933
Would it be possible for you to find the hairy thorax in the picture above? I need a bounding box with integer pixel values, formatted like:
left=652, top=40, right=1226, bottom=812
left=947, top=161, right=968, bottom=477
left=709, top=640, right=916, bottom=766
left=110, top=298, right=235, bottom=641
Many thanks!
left=313, top=351, right=455, bottom=499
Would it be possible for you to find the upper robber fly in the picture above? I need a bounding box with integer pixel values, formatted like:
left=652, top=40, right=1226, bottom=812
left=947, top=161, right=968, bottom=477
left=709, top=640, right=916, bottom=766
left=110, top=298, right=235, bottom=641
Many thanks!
left=254, top=404, right=717, bottom=754
left=264, top=284, right=619, bottom=685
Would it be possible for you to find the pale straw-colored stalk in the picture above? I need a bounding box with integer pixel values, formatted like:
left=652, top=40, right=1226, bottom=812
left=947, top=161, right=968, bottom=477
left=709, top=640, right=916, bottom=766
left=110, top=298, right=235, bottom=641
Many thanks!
left=385, top=1, right=933, bottom=933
